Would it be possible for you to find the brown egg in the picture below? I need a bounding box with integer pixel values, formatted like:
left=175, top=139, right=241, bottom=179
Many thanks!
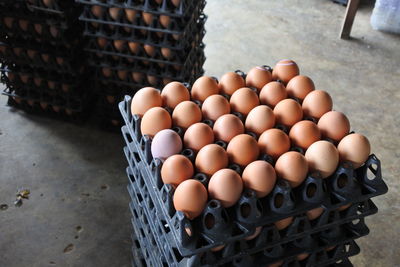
left=172, top=101, right=202, bottom=129
left=147, top=75, right=158, bottom=85
left=43, top=0, right=53, bottom=7
left=230, top=87, right=259, bottom=116
left=19, top=20, right=29, bottom=31
left=273, top=99, right=303, bottom=127
left=27, top=50, right=37, bottom=59
left=161, top=47, right=172, bottom=59
left=141, top=107, right=172, bottom=137
left=56, top=57, right=64, bottom=65
left=337, top=133, right=371, bottom=168
left=13, top=47, right=22, bottom=56
left=305, top=140, right=339, bottom=178
left=50, top=26, right=59, bottom=38
left=213, top=114, right=244, bottom=142
left=40, top=102, right=48, bottom=109
left=128, top=42, right=140, bottom=54
left=97, top=37, right=108, bottom=49
left=275, top=151, right=308, bottom=187
left=258, top=129, right=290, bottom=160
left=245, top=105, right=275, bottom=136
left=219, top=72, right=245, bottom=95
left=34, top=24, right=42, bottom=34
left=125, top=9, right=137, bottom=22
left=242, top=161, right=276, bottom=198
left=3, top=17, right=14, bottom=28
left=102, top=67, right=112, bottom=78
left=272, top=59, right=299, bottom=84
left=143, top=44, right=156, bottom=57
left=41, top=53, right=50, bottom=62
left=306, top=207, right=324, bottom=220
left=161, top=81, right=190, bottom=108
left=171, top=0, right=181, bottom=6
left=208, top=169, right=243, bottom=207
left=91, top=5, right=104, bottom=18
left=117, top=70, right=128, bottom=80
left=195, top=144, right=229, bottom=176
left=20, top=74, right=29, bottom=84
left=268, top=261, right=283, bottom=267
left=142, top=12, right=153, bottom=25
left=173, top=179, right=208, bottom=219
left=184, top=123, right=214, bottom=152
left=259, top=81, right=287, bottom=108
left=191, top=76, right=219, bottom=101
left=202, top=95, right=230, bottom=121
left=131, top=72, right=143, bottom=82
left=245, top=226, right=262, bottom=241
left=302, top=90, right=332, bottom=119
left=161, top=155, right=194, bottom=187
left=34, top=77, right=42, bottom=86
left=109, top=7, right=121, bottom=20
left=131, top=87, right=162, bottom=116
left=227, top=134, right=259, bottom=166
left=297, top=253, right=309, bottom=261
left=286, top=75, right=315, bottom=100
left=113, top=40, right=125, bottom=52
left=318, top=111, right=350, bottom=142
left=275, top=216, right=293, bottom=230
left=289, top=120, right=321, bottom=150
left=160, top=15, right=171, bottom=28
left=245, top=66, right=272, bottom=91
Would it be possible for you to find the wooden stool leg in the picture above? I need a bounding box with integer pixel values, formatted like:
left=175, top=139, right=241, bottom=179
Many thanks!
left=340, top=0, right=360, bottom=39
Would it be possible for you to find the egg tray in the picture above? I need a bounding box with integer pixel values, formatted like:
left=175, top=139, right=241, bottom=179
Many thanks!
left=83, top=13, right=206, bottom=50
left=127, top=165, right=364, bottom=267
left=76, top=0, right=206, bottom=23
left=122, top=134, right=381, bottom=259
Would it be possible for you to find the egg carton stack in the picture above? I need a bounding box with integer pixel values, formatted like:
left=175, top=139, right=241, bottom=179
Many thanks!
left=119, top=60, right=388, bottom=267
left=0, top=0, right=89, bottom=122
left=76, top=0, right=206, bottom=130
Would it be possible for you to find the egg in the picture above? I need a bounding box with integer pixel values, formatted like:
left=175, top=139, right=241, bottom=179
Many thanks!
left=41, top=53, right=50, bottom=62
left=275, top=216, right=293, bottom=230
left=317, top=111, right=350, bottom=142
left=142, top=12, right=153, bottom=25
left=208, top=169, right=243, bottom=207
left=245, top=66, right=272, bottom=91
left=259, top=81, right=287, bottom=108
left=173, top=179, right=208, bottom=219
left=258, top=129, right=291, bottom=160
left=273, top=99, right=303, bottom=127
left=108, top=7, right=121, bottom=20
left=131, top=72, right=143, bottom=82
left=19, top=20, right=29, bottom=31
left=172, top=0, right=181, bottom=7
left=297, top=253, right=309, bottom=261
left=125, top=9, right=137, bottom=22
left=128, top=42, right=140, bottom=54
left=242, top=161, right=276, bottom=198
left=3, top=17, right=13, bottom=28
left=306, top=207, right=324, bottom=220
left=213, top=114, right=244, bottom=142
left=143, top=44, right=156, bottom=57
left=272, top=59, right=299, bottom=84
left=202, top=95, right=230, bottom=121
left=161, top=82, right=190, bottom=108
left=305, top=140, right=339, bottom=178
left=245, top=105, right=275, bottom=136
left=160, top=15, right=170, bottom=28
left=117, top=70, right=127, bottom=80
left=131, top=87, right=162, bottom=117
left=113, top=40, right=125, bottom=51
left=27, top=50, right=37, bottom=59
left=183, top=123, right=214, bottom=152
left=219, top=72, right=245, bottom=95
left=34, top=24, right=42, bottom=34
left=191, top=76, right=220, bottom=101
left=97, top=37, right=108, bottom=49
left=275, top=151, right=308, bottom=187
left=302, top=90, right=333, bottom=119
left=91, top=5, right=104, bottom=18
left=151, top=129, right=182, bottom=160
left=289, top=120, right=321, bottom=150
left=245, top=226, right=262, bottom=241
left=230, top=87, right=260, bottom=116
left=286, top=75, right=315, bottom=100
left=172, top=101, right=202, bottom=129
left=43, top=0, right=53, bottom=7
left=140, top=107, right=172, bottom=137
left=227, top=134, right=259, bottom=166
left=102, top=67, right=112, bottom=78
left=195, top=144, right=229, bottom=176
left=337, top=133, right=371, bottom=168
left=161, top=47, right=172, bottom=59
left=161, top=155, right=193, bottom=187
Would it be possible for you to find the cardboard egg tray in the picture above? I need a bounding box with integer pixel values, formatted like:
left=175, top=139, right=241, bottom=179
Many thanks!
left=77, top=0, right=206, bottom=34
left=118, top=92, right=388, bottom=261
left=127, top=164, right=365, bottom=267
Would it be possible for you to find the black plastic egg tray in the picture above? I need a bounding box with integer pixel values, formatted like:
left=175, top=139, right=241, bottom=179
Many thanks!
left=127, top=164, right=364, bottom=267
left=77, top=0, right=206, bottom=34
left=83, top=13, right=206, bottom=50
left=118, top=94, right=388, bottom=258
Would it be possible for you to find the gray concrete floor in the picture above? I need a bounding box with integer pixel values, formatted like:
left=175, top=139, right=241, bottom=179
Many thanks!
left=1, top=0, right=399, bottom=266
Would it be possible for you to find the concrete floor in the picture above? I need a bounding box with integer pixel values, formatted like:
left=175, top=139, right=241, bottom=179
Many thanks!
left=1, top=0, right=399, bottom=266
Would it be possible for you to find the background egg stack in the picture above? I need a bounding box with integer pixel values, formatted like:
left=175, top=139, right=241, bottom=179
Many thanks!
left=120, top=60, right=387, bottom=266
left=77, top=0, right=206, bottom=130
left=0, top=0, right=88, bottom=121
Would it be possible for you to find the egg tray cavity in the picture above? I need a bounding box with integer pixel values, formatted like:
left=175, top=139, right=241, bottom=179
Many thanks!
left=83, top=13, right=206, bottom=50
left=118, top=94, right=388, bottom=257
left=127, top=165, right=363, bottom=267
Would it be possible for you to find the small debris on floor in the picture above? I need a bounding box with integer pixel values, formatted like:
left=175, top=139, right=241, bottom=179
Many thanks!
left=63, top=244, right=74, bottom=253
left=100, top=184, right=109, bottom=190
left=0, top=204, right=8, bottom=211
left=14, top=189, right=30, bottom=207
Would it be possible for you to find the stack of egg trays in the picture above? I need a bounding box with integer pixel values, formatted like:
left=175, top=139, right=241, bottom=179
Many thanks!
left=0, top=1, right=89, bottom=122
left=119, top=95, right=388, bottom=266
left=76, top=0, right=206, bottom=130
left=127, top=164, right=365, bottom=267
